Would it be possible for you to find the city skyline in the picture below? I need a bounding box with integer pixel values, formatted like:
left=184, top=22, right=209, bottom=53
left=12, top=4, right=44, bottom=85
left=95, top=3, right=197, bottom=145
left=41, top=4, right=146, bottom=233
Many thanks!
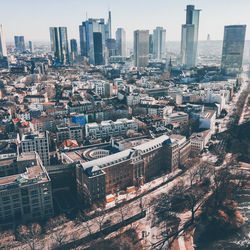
left=1, top=0, right=250, bottom=43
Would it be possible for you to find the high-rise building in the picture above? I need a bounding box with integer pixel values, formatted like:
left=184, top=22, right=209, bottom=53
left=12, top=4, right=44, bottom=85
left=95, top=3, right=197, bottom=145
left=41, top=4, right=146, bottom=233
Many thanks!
left=0, top=24, right=8, bottom=69
left=14, top=36, right=25, bottom=53
left=70, top=39, right=78, bottom=54
left=134, top=30, right=149, bottom=68
left=106, top=38, right=116, bottom=57
left=105, top=10, right=112, bottom=41
left=0, top=25, right=7, bottom=58
left=180, top=5, right=201, bottom=68
left=149, top=34, right=153, bottom=54
left=28, top=41, right=33, bottom=53
left=115, top=28, right=126, bottom=57
left=79, top=18, right=106, bottom=65
left=49, top=27, right=69, bottom=65
left=221, top=25, right=246, bottom=76
left=153, top=27, right=166, bottom=59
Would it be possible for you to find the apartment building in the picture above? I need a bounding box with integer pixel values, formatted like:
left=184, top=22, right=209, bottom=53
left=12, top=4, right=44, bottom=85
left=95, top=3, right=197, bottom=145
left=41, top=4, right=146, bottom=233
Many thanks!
left=165, top=112, right=189, bottom=123
left=56, top=123, right=83, bottom=143
left=85, top=118, right=138, bottom=139
left=21, top=132, right=50, bottom=166
left=0, top=153, right=53, bottom=227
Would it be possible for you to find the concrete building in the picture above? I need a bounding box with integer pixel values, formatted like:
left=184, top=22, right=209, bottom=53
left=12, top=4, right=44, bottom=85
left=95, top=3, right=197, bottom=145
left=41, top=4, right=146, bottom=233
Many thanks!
left=0, top=24, right=8, bottom=68
left=165, top=112, right=189, bottom=123
left=85, top=118, right=138, bottom=139
left=116, top=28, right=126, bottom=57
left=0, top=153, right=53, bottom=226
left=21, top=132, right=50, bottom=166
left=190, top=130, right=211, bottom=154
left=180, top=5, right=201, bottom=68
left=221, top=25, right=246, bottom=76
left=134, top=30, right=149, bottom=67
left=153, top=27, right=166, bottom=59
left=56, top=123, right=83, bottom=144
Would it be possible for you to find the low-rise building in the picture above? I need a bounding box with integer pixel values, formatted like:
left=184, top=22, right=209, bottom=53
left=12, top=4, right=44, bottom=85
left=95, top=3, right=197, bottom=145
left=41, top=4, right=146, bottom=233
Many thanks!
left=85, top=118, right=138, bottom=139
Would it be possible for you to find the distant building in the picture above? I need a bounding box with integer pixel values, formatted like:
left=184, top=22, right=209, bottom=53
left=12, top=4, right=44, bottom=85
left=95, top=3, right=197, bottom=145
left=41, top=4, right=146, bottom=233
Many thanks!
left=14, top=36, right=25, bottom=53
left=70, top=39, right=78, bottom=61
left=105, top=10, right=112, bottom=41
left=28, top=41, right=33, bottom=53
left=134, top=30, right=149, bottom=67
left=106, top=38, right=116, bottom=57
left=153, top=27, right=166, bottom=59
left=149, top=34, right=153, bottom=54
left=221, top=25, right=246, bottom=76
left=181, top=5, right=201, bottom=68
left=116, top=28, right=126, bottom=57
left=79, top=18, right=106, bottom=65
left=49, top=27, right=69, bottom=65
left=0, top=24, right=8, bottom=68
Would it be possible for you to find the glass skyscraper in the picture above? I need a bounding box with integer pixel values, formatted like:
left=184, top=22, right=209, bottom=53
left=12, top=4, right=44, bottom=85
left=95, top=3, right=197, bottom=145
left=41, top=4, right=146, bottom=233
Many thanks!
left=221, top=25, right=246, bottom=76
left=49, top=27, right=69, bottom=65
left=14, top=36, right=25, bottom=53
left=134, top=30, right=149, bottom=68
left=153, top=27, right=166, bottom=59
left=115, top=28, right=126, bottom=57
left=180, top=5, right=200, bottom=68
left=0, top=24, right=8, bottom=68
left=79, top=18, right=106, bottom=65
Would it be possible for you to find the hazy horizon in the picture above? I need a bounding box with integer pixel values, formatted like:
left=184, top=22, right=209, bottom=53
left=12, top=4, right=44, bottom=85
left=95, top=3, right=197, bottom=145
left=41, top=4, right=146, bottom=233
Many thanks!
left=2, top=0, right=250, bottom=43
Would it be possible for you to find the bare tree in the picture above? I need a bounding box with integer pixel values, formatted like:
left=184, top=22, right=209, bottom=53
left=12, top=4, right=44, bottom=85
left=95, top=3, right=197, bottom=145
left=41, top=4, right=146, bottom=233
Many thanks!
left=52, top=227, right=67, bottom=248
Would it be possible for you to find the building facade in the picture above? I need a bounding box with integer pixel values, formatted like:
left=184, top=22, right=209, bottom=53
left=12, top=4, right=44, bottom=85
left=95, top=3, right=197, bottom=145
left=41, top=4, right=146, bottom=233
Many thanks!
left=134, top=30, right=149, bottom=68
left=21, top=132, right=50, bottom=166
left=0, top=24, right=8, bottom=68
left=14, top=36, right=25, bottom=53
left=0, top=153, right=53, bottom=227
left=180, top=5, right=200, bottom=68
left=116, top=28, right=126, bottom=57
left=153, top=27, right=166, bottom=59
left=221, top=25, right=246, bottom=76
left=49, top=27, right=69, bottom=65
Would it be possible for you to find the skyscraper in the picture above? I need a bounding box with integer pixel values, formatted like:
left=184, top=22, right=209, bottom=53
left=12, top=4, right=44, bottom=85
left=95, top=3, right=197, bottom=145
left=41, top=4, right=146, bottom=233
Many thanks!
left=105, top=10, right=112, bottom=41
left=79, top=18, right=106, bottom=65
left=134, top=30, right=149, bottom=68
left=0, top=24, right=8, bottom=69
left=14, top=36, right=25, bottom=53
left=49, top=27, right=69, bottom=65
left=149, top=34, right=153, bottom=54
left=115, top=28, right=126, bottom=57
left=70, top=39, right=78, bottom=54
left=221, top=25, right=246, bottom=76
left=153, top=27, right=166, bottom=59
left=28, top=41, right=33, bottom=53
left=180, top=5, right=201, bottom=68
left=0, top=25, right=7, bottom=58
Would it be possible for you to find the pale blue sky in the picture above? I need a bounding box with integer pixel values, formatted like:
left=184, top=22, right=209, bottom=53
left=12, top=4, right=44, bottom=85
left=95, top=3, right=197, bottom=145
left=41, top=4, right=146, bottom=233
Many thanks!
left=1, top=0, right=250, bottom=43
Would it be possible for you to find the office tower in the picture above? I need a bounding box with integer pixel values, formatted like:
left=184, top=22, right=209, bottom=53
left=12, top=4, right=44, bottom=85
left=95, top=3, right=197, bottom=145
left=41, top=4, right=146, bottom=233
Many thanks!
left=70, top=39, right=78, bottom=54
left=116, top=28, right=126, bottom=57
left=153, top=27, right=166, bottom=59
left=79, top=18, right=106, bottom=65
left=105, top=10, right=112, bottom=41
left=180, top=5, right=201, bottom=68
left=221, top=25, right=246, bottom=76
left=49, top=27, right=69, bottom=65
left=207, top=34, right=211, bottom=41
left=0, top=25, right=7, bottom=57
left=134, top=30, right=149, bottom=67
left=21, top=131, right=50, bottom=166
left=28, top=41, right=33, bottom=53
left=14, top=36, right=25, bottom=53
left=0, top=24, right=8, bottom=68
left=149, top=34, right=153, bottom=54
left=106, top=38, right=116, bottom=57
